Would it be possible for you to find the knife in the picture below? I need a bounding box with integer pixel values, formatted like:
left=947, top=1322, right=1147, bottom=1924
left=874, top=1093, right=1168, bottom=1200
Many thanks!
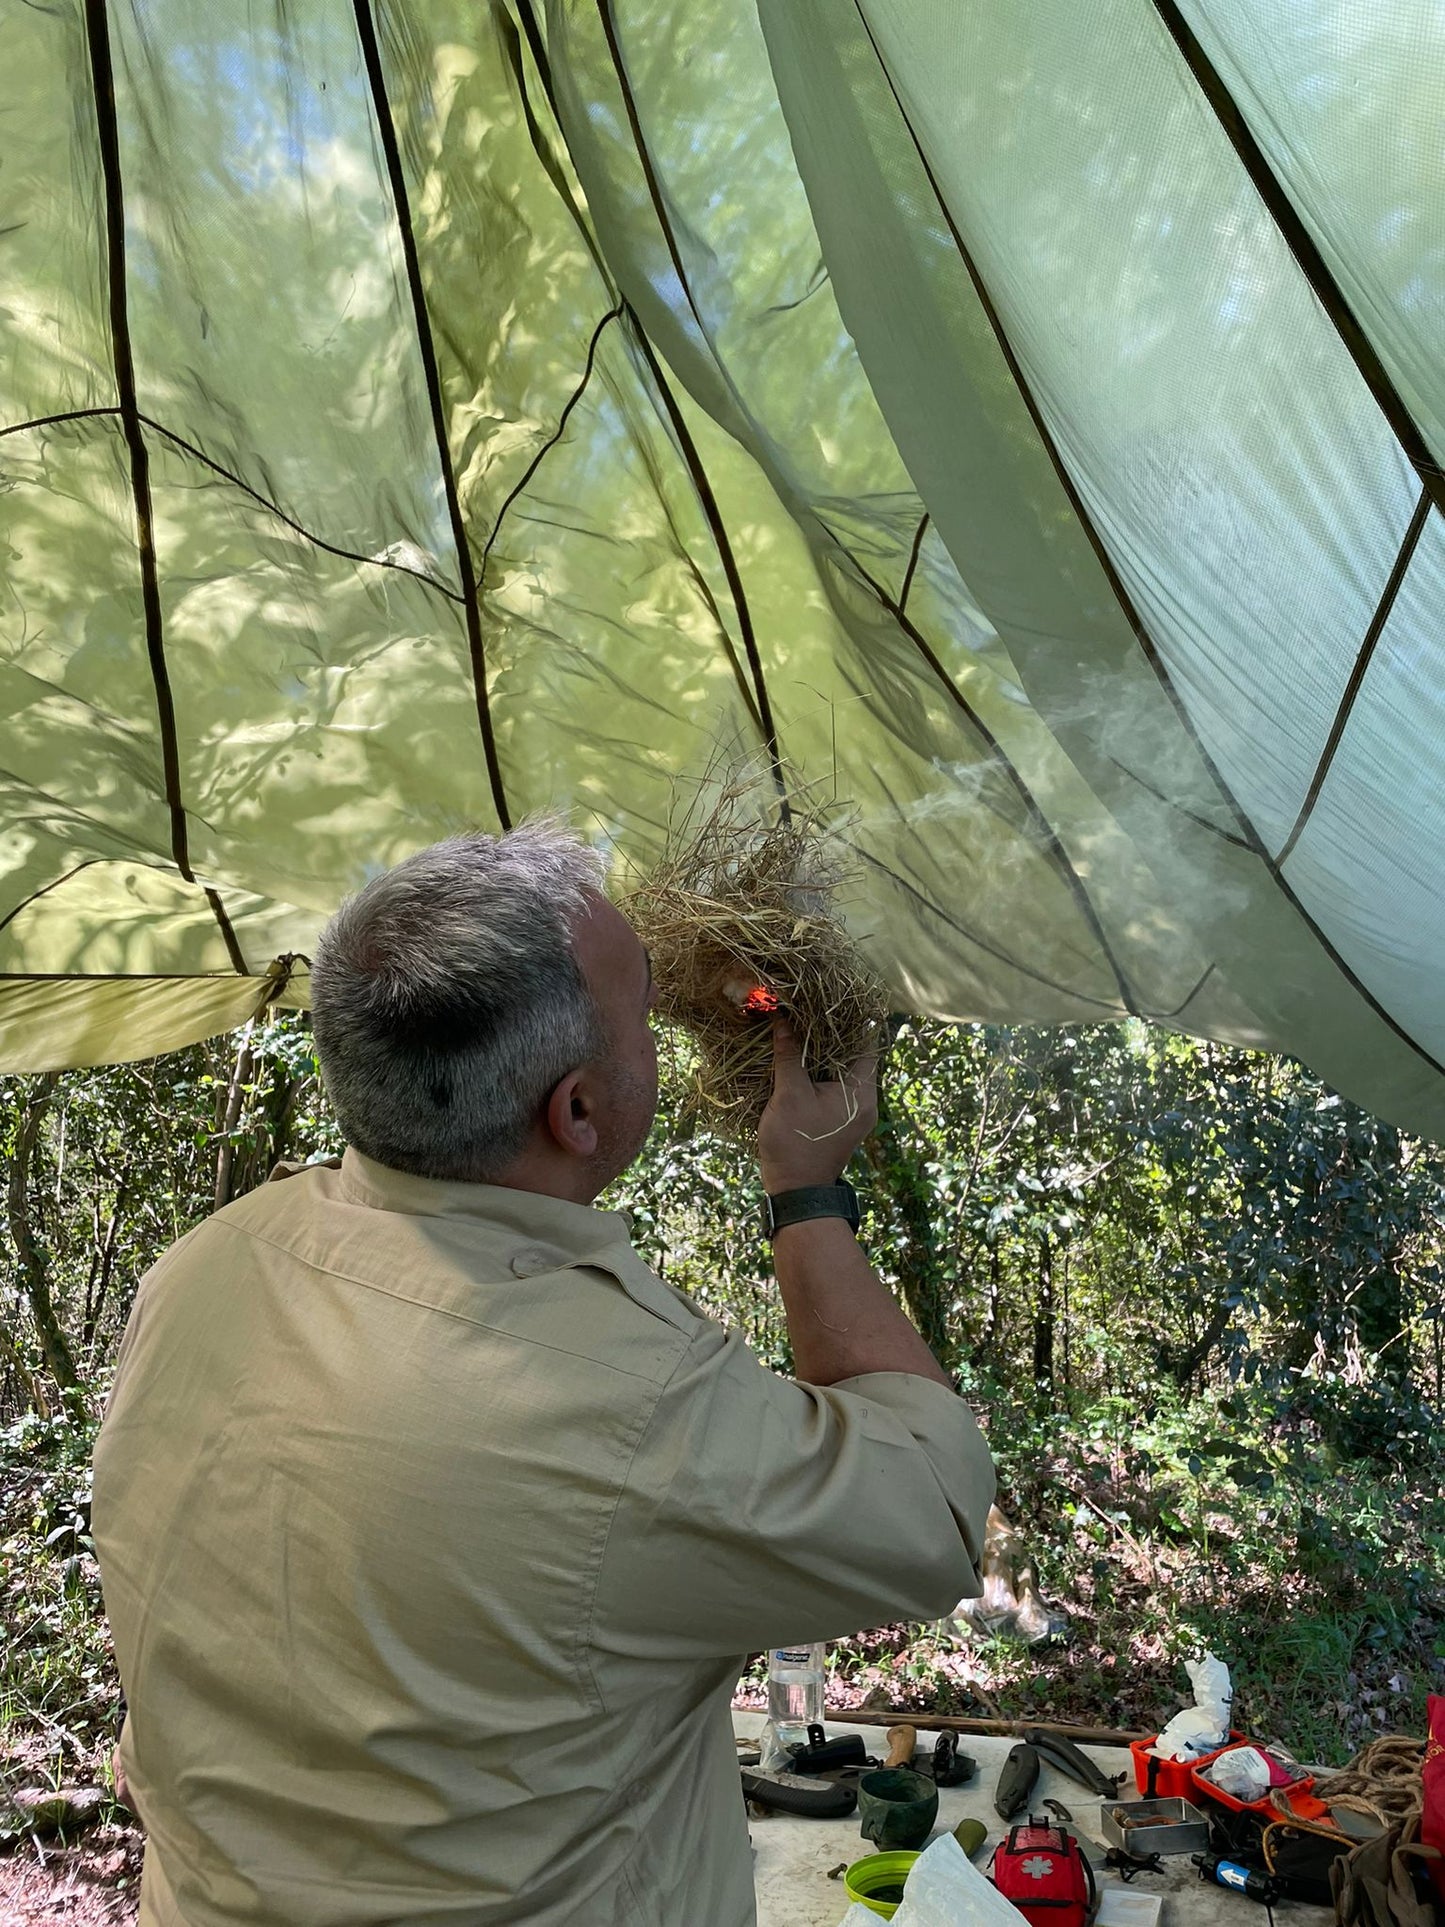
left=1024, top=1728, right=1125, bottom=1797
left=995, top=1741, right=1041, bottom=1818
left=740, top=1766, right=859, bottom=1818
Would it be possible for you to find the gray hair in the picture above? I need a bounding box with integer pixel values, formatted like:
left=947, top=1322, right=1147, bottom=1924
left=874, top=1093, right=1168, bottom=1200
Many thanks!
left=310, top=825, right=608, bottom=1181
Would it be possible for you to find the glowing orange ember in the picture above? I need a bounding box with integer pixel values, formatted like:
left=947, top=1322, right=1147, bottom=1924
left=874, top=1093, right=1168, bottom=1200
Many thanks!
left=741, top=984, right=780, bottom=1016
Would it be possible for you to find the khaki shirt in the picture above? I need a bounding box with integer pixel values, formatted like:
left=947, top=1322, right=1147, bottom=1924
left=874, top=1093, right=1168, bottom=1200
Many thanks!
left=93, top=1150, right=994, bottom=1926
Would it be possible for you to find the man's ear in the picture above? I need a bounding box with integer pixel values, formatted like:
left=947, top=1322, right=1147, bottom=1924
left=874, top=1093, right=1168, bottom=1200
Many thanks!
left=544, top=1068, right=600, bottom=1160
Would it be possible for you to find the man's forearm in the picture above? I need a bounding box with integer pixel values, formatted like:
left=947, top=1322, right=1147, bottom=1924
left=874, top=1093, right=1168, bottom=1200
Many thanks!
left=771, top=1217, right=952, bottom=1389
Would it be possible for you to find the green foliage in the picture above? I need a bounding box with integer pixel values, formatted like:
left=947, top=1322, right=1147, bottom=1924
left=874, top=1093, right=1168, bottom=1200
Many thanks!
left=616, top=1020, right=1445, bottom=1457
left=979, top=1386, right=1445, bottom=1762
left=0, top=1407, right=126, bottom=1835
left=0, top=1013, right=340, bottom=1402
left=1, top=1013, right=1443, bottom=1803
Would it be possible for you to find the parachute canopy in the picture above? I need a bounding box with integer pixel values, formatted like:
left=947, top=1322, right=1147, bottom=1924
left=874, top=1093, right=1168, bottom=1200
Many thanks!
left=5, top=1, right=1445, bottom=1138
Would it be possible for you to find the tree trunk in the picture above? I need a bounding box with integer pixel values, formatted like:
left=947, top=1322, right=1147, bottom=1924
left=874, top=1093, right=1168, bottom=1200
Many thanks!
left=213, top=1022, right=255, bottom=1213
left=83, top=1172, right=130, bottom=1352
left=0, top=1304, right=50, bottom=1418
left=979, top=1245, right=1002, bottom=1359
left=1168, top=1288, right=1236, bottom=1391
left=1032, top=1235, right=1054, bottom=1407
left=1352, top=1126, right=1409, bottom=1382
left=865, top=1079, right=952, bottom=1360
left=6, top=1075, right=82, bottom=1399
left=1061, top=1247, right=1073, bottom=1392
left=263, top=1060, right=295, bottom=1177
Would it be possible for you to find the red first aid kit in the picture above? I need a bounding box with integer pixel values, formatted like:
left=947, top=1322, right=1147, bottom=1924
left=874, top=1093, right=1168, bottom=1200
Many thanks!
left=990, top=1820, right=1096, bottom=1927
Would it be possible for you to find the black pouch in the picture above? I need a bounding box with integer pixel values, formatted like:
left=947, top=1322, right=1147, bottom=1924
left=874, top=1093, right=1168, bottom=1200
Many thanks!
left=1208, top=1804, right=1270, bottom=1871
left=1264, top=1819, right=1356, bottom=1908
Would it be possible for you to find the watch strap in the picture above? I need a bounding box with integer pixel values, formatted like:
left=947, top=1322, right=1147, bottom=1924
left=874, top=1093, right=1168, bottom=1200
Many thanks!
left=763, top=1181, right=861, bottom=1239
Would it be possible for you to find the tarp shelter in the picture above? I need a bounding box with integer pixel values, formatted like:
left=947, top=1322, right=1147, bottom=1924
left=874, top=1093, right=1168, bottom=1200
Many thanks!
left=4, top=1, right=1444, bottom=1135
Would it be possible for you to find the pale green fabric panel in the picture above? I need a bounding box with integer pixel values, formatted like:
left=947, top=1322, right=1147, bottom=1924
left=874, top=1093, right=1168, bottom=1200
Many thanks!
left=826, top=0, right=1445, bottom=1079
left=661, top=394, right=1134, bottom=1019
left=357, top=3, right=776, bottom=841
left=0, top=863, right=295, bottom=981
left=1180, top=0, right=1445, bottom=468
left=0, top=420, right=175, bottom=871
left=142, top=432, right=494, bottom=916
left=755, top=1, right=1217, bottom=810
left=543, top=0, right=1191, bottom=1020
left=476, top=333, right=771, bottom=840
left=1284, top=521, right=1445, bottom=1063
left=369, top=2, right=618, bottom=575
left=107, top=0, right=448, bottom=572
left=754, top=0, right=1264, bottom=970
left=758, top=0, right=1445, bottom=1137
left=0, top=0, right=112, bottom=421
left=853, top=0, right=1417, bottom=856
left=0, top=974, right=270, bottom=1073
left=550, top=0, right=917, bottom=521
left=2, top=0, right=1444, bottom=1144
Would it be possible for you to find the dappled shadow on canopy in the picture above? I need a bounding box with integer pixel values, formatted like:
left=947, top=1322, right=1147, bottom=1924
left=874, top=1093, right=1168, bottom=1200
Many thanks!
left=2, top=0, right=1444, bottom=1141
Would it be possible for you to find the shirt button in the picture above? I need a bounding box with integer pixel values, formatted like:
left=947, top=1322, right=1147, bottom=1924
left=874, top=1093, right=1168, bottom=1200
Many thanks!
left=511, top=1247, right=552, bottom=1276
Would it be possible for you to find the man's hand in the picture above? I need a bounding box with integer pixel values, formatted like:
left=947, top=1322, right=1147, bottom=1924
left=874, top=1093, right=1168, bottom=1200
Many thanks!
left=760, top=1018, right=949, bottom=1388
left=757, top=1017, right=878, bottom=1194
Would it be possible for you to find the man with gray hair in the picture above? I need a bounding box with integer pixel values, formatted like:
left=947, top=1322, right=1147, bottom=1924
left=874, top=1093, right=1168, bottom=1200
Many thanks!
left=94, top=825, right=994, bottom=1927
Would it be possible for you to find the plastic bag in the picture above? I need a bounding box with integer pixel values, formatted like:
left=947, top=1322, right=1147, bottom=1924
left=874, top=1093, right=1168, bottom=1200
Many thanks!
left=838, top=1834, right=1031, bottom=1927
left=1202, top=1746, right=1272, bottom=1801
left=1153, top=1653, right=1233, bottom=1762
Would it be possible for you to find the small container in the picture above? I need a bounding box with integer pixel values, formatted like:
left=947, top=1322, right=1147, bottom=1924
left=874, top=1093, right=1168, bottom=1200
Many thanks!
left=1100, top=1795, right=1211, bottom=1857
left=1097, top=1891, right=1163, bottom=1927
left=844, top=1850, right=921, bottom=1920
left=1129, top=1729, right=1247, bottom=1800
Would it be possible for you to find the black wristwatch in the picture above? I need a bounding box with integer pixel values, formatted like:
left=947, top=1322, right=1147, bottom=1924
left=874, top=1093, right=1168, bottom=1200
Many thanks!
left=762, top=1181, right=862, bottom=1241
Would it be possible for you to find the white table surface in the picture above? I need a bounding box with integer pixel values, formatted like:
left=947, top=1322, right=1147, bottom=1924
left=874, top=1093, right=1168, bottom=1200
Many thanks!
left=733, top=1713, right=1326, bottom=1927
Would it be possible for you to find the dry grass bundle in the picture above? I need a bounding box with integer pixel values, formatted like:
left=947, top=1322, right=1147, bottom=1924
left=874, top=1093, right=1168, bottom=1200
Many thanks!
left=624, top=773, right=889, bottom=1140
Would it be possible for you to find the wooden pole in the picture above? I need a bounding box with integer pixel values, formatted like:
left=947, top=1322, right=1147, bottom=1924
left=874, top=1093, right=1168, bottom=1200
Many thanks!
left=753, top=1708, right=1149, bottom=1747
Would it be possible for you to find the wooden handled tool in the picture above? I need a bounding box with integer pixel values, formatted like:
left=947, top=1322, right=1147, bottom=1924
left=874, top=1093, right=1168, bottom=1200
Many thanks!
left=885, top=1723, right=917, bottom=1769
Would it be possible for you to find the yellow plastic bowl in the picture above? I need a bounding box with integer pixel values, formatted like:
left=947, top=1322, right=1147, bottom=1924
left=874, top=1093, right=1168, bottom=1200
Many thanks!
left=843, top=1850, right=921, bottom=1919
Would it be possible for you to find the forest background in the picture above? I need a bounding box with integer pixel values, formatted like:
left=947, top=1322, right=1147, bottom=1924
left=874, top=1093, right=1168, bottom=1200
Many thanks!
left=3, top=1012, right=1444, bottom=1898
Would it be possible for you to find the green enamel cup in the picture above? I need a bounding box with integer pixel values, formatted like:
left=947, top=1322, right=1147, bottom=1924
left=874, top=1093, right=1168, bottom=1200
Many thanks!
left=856, top=1766, right=939, bottom=1851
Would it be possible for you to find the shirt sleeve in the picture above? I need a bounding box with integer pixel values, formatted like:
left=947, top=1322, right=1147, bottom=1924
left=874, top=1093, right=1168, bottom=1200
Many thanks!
left=588, top=1320, right=995, bottom=1665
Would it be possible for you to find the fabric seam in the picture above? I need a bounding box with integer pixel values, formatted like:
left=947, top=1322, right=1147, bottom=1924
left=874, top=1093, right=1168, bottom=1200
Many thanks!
left=205, top=1216, right=672, bottom=1382
left=579, top=1335, right=691, bottom=1713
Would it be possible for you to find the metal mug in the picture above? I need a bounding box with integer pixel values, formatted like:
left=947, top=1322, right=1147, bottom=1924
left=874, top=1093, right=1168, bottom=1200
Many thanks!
left=856, top=1767, right=939, bottom=1852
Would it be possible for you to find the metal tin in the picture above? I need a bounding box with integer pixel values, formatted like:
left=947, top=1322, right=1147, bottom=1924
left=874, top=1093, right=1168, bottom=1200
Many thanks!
left=1099, top=1795, right=1210, bottom=1856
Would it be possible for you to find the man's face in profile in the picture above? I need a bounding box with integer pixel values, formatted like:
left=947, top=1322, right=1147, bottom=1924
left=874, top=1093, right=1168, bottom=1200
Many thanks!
left=570, top=892, right=660, bottom=1194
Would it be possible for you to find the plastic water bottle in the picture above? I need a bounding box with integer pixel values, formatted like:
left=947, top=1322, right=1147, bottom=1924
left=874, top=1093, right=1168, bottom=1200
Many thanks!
left=766, top=1642, right=826, bottom=1755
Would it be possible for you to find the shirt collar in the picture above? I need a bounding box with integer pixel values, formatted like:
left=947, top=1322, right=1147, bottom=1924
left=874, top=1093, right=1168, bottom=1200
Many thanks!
left=336, top=1147, right=635, bottom=1276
